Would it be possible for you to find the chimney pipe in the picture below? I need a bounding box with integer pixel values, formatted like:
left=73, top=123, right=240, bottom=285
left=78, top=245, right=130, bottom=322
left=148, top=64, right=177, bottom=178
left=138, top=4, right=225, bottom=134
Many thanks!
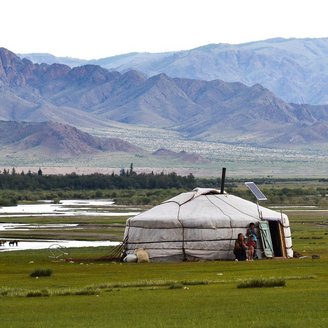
left=220, top=167, right=226, bottom=194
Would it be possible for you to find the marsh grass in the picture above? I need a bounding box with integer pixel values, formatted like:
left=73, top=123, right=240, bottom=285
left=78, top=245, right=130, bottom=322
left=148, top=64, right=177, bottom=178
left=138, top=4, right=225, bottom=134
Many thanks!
left=237, top=278, right=286, bottom=288
left=26, top=289, right=50, bottom=297
left=0, top=275, right=315, bottom=298
left=0, top=275, right=225, bottom=300
left=167, top=283, right=183, bottom=289
left=283, top=275, right=316, bottom=280
left=0, top=286, right=100, bottom=298
left=0, top=278, right=212, bottom=298
left=83, top=279, right=210, bottom=291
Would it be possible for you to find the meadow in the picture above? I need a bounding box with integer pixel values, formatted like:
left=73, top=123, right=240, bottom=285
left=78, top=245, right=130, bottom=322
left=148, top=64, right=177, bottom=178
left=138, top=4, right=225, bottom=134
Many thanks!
left=0, top=248, right=327, bottom=327
left=0, top=184, right=328, bottom=327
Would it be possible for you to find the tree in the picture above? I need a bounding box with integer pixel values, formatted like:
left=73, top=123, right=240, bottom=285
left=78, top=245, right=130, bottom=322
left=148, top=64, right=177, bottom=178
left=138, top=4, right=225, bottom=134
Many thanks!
left=38, top=168, right=43, bottom=176
left=129, top=163, right=134, bottom=176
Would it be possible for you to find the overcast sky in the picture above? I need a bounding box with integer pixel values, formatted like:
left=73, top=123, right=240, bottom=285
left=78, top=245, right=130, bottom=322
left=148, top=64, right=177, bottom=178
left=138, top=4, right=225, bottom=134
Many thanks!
left=1, top=0, right=327, bottom=59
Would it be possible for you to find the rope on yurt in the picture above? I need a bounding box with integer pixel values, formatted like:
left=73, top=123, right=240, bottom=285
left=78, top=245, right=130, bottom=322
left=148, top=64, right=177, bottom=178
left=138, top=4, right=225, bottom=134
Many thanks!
left=207, top=194, right=235, bottom=252
left=214, top=196, right=259, bottom=220
left=106, top=236, right=128, bottom=261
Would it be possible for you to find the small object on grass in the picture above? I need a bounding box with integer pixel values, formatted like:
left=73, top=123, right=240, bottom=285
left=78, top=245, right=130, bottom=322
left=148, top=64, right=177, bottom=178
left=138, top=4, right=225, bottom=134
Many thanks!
left=123, top=254, right=138, bottom=263
left=30, top=268, right=53, bottom=278
left=312, top=254, right=320, bottom=259
left=293, top=251, right=302, bottom=258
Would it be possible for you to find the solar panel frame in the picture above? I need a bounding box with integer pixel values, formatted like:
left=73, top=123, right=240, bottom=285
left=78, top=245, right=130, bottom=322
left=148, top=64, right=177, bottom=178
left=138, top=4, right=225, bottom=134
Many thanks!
left=245, top=182, right=267, bottom=201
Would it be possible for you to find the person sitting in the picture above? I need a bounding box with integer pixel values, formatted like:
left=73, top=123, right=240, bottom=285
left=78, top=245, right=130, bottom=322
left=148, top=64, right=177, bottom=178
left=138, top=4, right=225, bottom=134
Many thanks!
left=246, top=235, right=256, bottom=261
left=233, top=233, right=247, bottom=261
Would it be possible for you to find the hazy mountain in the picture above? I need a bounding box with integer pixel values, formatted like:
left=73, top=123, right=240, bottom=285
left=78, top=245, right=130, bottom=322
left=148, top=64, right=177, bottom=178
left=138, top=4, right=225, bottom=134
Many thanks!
left=152, top=148, right=209, bottom=163
left=0, top=120, right=141, bottom=157
left=19, top=53, right=87, bottom=67
left=21, top=38, right=328, bottom=105
left=2, top=47, right=328, bottom=148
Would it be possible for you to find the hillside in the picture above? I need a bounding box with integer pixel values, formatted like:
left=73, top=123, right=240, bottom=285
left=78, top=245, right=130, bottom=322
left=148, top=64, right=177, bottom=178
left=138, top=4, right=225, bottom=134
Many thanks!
left=152, top=148, right=209, bottom=164
left=2, top=47, right=328, bottom=148
left=0, top=121, right=141, bottom=157
left=21, top=38, right=328, bottom=105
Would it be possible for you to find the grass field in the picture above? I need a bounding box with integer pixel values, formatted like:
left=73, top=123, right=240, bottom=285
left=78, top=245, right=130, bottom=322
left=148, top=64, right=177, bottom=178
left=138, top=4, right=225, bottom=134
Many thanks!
left=1, top=203, right=328, bottom=327
left=1, top=252, right=327, bottom=327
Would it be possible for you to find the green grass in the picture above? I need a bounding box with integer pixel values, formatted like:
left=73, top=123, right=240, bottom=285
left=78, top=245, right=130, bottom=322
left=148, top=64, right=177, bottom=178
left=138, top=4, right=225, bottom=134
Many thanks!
left=1, top=250, right=328, bottom=327
left=0, top=200, right=328, bottom=327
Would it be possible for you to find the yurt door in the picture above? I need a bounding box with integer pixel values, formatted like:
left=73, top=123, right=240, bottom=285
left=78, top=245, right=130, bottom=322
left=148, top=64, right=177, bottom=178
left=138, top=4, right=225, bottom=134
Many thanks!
left=259, top=221, right=274, bottom=258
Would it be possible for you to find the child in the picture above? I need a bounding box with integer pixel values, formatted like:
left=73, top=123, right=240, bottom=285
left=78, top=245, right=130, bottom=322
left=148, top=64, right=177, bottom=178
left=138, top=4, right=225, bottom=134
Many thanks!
left=246, top=235, right=256, bottom=261
left=246, top=222, right=257, bottom=242
left=246, top=223, right=258, bottom=259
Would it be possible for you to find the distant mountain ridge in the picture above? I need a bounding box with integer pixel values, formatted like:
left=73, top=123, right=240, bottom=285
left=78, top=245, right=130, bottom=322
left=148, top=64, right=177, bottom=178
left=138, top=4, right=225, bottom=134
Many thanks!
left=19, top=53, right=87, bottom=67
left=1, top=47, right=328, bottom=148
left=21, top=38, right=328, bottom=105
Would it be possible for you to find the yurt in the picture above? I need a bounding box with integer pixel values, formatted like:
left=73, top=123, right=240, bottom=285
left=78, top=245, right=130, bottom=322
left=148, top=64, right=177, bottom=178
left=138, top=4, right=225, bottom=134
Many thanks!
left=123, top=187, right=293, bottom=262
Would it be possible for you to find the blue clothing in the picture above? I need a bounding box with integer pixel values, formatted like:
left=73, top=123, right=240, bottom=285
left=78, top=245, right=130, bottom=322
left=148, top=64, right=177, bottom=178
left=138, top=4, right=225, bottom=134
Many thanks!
left=246, top=227, right=257, bottom=242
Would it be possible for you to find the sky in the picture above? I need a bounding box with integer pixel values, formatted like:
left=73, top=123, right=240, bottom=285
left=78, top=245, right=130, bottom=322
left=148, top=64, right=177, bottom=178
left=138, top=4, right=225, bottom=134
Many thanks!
left=1, top=0, right=327, bottom=59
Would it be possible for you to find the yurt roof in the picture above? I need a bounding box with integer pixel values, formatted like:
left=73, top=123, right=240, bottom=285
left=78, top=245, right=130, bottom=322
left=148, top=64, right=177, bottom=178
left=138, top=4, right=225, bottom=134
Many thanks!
left=128, top=188, right=286, bottom=229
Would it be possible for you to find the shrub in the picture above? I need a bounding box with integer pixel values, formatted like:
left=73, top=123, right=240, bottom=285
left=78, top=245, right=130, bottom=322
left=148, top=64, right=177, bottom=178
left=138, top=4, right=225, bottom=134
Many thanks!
left=53, top=197, right=60, bottom=204
left=26, top=289, right=50, bottom=297
left=30, top=268, right=53, bottom=278
left=73, top=288, right=99, bottom=296
left=237, top=278, right=286, bottom=288
left=0, top=196, right=17, bottom=206
left=169, top=283, right=183, bottom=289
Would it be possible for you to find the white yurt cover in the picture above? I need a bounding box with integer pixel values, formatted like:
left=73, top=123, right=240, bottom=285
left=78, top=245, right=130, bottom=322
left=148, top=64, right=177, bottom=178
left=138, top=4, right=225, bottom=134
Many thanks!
left=124, top=188, right=293, bottom=261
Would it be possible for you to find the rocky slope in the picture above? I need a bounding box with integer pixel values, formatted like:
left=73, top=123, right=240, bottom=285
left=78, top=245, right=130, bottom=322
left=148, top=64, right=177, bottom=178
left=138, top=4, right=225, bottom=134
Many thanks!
left=2, top=47, right=328, bottom=148
left=0, top=121, right=141, bottom=157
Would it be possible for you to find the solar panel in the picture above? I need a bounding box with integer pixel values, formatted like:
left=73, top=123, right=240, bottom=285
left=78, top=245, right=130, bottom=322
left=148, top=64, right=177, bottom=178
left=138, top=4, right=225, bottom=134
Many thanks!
left=245, top=182, right=267, bottom=201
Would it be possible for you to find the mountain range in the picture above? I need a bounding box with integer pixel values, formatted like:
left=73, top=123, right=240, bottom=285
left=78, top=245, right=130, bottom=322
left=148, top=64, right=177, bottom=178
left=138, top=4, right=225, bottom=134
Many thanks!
left=21, top=38, right=328, bottom=105
left=1, top=46, right=328, bottom=151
